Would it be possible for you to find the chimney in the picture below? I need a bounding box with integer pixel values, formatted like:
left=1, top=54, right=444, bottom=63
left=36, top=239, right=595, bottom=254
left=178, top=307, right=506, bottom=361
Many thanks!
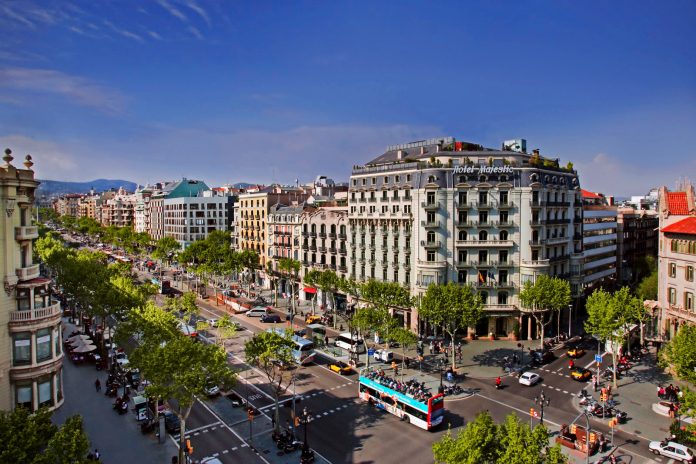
left=397, top=150, right=403, bottom=160
left=420, top=146, right=425, bottom=155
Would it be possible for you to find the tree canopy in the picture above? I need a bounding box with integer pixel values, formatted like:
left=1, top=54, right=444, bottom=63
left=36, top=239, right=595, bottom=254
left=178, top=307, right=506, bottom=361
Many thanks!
left=519, top=275, right=571, bottom=349
left=432, top=411, right=567, bottom=464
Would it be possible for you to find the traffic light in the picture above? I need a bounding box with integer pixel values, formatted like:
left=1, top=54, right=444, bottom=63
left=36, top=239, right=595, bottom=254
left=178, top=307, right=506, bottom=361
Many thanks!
left=294, top=416, right=300, bottom=427
left=529, top=408, right=536, bottom=417
left=609, top=418, right=618, bottom=427
left=600, top=392, right=607, bottom=402
left=186, top=439, right=193, bottom=455
left=247, top=408, right=254, bottom=421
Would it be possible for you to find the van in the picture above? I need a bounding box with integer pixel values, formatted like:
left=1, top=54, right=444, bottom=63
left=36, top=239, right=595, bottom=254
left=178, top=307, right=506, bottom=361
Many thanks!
left=246, top=306, right=269, bottom=317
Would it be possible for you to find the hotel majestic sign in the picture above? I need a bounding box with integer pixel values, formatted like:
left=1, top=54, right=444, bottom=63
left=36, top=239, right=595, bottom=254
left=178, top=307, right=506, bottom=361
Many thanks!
left=452, top=164, right=515, bottom=175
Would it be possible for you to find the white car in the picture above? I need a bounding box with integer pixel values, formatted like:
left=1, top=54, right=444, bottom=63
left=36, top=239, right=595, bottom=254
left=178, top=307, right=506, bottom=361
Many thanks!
left=518, top=372, right=541, bottom=386
left=206, top=318, right=219, bottom=327
left=649, top=441, right=694, bottom=463
left=201, top=458, right=223, bottom=464
left=114, top=352, right=129, bottom=366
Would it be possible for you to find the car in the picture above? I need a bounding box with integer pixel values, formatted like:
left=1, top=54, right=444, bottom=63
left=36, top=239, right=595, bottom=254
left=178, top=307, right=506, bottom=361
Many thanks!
left=162, top=411, right=181, bottom=434
left=566, top=346, right=586, bottom=358
left=261, top=314, right=282, bottom=323
left=246, top=307, right=269, bottom=317
left=329, top=361, right=353, bottom=375
left=649, top=441, right=694, bottom=463
left=518, top=372, right=541, bottom=386
left=305, top=315, right=322, bottom=324
left=114, top=352, right=129, bottom=366
left=570, top=367, right=592, bottom=381
left=204, top=383, right=220, bottom=396
left=373, top=349, right=394, bottom=363
left=207, top=318, right=219, bottom=327
left=201, top=458, right=224, bottom=464
left=531, top=350, right=555, bottom=365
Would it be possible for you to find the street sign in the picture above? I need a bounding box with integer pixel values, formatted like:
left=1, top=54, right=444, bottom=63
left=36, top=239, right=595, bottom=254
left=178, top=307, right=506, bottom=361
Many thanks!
left=368, top=348, right=375, bottom=356
left=595, top=354, right=602, bottom=364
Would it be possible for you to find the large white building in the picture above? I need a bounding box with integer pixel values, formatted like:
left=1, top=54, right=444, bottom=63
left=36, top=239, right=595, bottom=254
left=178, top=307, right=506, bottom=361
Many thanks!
left=1, top=150, right=64, bottom=412
left=348, top=137, right=582, bottom=339
left=580, top=190, right=618, bottom=293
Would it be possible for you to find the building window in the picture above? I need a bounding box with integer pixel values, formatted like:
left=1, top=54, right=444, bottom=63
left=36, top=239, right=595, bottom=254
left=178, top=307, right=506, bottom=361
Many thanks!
left=668, top=287, right=677, bottom=305
left=498, top=292, right=508, bottom=305
left=499, top=230, right=509, bottom=241
left=15, top=383, right=32, bottom=410
left=479, top=230, right=488, bottom=241
left=458, top=230, right=467, bottom=241
left=499, top=250, right=508, bottom=264
left=427, top=231, right=435, bottom=243
left=458, top=192, right=467, bottom=204
left=38, top=376, right=53, bottom=408
left=458, top=250, right=467, bottom=263
left=669, top=262, right=677, bottom=278
left=458, top=270, right=467, bottom=283
left=426, top=191, right=435, bottom=205
left=687, top=266, right=694, bottom=282
left=685, top=292, right=694, bottom=312
left=479, top=291, right=488, bottom=304
left=13, top=333, right=31, bottom=366
left=427, top=250, right=436, bottom=262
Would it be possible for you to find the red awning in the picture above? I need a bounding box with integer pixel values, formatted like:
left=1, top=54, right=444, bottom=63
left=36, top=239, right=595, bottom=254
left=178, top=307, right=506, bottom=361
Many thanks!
left=303, top=287, right=317, bottom=294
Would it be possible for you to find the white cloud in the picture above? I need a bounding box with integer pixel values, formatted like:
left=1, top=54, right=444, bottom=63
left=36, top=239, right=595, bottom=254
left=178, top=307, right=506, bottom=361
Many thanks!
left=157, top=0, right=188, bottom=22
left=1, top=5, right=35, bottom=28
left=183, top=0, right=210, bottom=27
left=148, top=30, right=162, bottom=40
left=0, top=135, right=79, bottom=179
left=0, top=68, right=128, bottom=115
left=103, top=20, right=143, bottom=42
left=575, top=152, right=696, bottom=196
left=188, top=26, right=203, bottom=40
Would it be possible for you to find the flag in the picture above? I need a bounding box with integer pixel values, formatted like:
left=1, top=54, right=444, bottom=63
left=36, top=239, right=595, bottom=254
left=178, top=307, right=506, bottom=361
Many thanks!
left=488, top=271, right=496, bottom=282
left=478, top=271, right=485, bottom=283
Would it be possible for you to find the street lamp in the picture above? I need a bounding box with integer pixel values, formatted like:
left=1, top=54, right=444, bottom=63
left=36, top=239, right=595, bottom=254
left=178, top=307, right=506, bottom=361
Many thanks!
left=300, top=407, right=314, bottom=463
left=568, top=304, right=573, bottom=337
left=533, top=389, right=550, bottom=425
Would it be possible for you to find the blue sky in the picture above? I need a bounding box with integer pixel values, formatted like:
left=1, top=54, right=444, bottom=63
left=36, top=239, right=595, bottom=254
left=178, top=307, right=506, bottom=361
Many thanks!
left=1, top=1, right=694, bottom=195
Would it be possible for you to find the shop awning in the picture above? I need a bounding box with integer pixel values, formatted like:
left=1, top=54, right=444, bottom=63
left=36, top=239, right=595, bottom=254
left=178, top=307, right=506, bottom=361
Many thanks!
left=303, top=287, right=317, bottom=294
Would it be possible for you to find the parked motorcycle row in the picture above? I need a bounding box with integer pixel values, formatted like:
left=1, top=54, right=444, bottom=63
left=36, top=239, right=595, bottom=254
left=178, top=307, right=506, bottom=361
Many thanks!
left=577, top=390, right=628, bottom=422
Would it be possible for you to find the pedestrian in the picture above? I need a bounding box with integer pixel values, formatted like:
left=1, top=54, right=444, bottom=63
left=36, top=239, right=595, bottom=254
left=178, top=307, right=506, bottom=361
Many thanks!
left=95, top=378, right=101, bottom=392
left=324, top=335, right=329, bottom=346
left=94, top=449, right=100, bottom=460
left=569, top=359, right=575, bottom=369
left=429, top=341, right=433, bottom=355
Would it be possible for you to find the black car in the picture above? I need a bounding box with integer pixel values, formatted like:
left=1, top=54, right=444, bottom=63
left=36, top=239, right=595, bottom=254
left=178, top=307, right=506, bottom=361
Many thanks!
left=531, top=350, right=555, bottom=365
left=261, top=314, right=282, bottom=323
left=162, top=411, right=180, bottom=434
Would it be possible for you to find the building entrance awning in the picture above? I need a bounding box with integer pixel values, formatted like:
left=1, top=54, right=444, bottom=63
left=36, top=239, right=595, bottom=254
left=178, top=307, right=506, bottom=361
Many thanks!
left=303, top=287, right=317, bottom=294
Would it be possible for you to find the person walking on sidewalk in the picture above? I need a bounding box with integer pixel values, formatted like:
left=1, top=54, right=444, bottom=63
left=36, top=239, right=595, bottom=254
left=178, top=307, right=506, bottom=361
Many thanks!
left=95, top=378, right=101, bottom=392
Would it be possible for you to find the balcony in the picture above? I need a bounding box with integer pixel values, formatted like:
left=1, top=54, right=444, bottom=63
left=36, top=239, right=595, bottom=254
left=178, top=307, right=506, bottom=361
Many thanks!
left=328, top=247, right=337, bottom=254
left=404, top=229, right=412, bottom=236
left=530, top=199, right=546, bottom=207
left=548, top=201, right=571, bottom=207
left=339, top=248, right=347, bottom=255
left=302, top=243, right=309, bottom=250
left=338, top=265, right=348, bottom=272
left=417, top=259, right=447, bottom=269
left=302, top=260, right=311, bottom=267
left=521, top=259, right=550, bottom=267
left=319, top=232, right=327, bottom=238
left=318, top=246, right=327, bottom=253
left=455, top=261, right=469, bottom=268
left=529, top=239, right=543, bottom=246
left=390, top=196, right=401, bottom=202
left=456, top=220, right=475, bottom=228
left=420, top=240, right=442, bottom=248
left=421, top=220, right=441, bottom=229
left=529, top=219, right=542, bottom=227
left=338, top=233, right=347, bottom=240
left=9, top=302, right=61, bottom=325
left=456, top=201, right=469, bottom=211
left=421, top=201, right=440, bottom=211
left=472, top=199, right=497, bottom=209
left=455, top=239, right=514, bottom=247
left=498, top=200, right=514, bottom=208
left=497, top=281, right=516, bottom=289
left=546, top=236, right=569, bottom=245
left=15, top=226, right=39, bottom=241
left=309, top=245, right=317, bottom=252
left=543, top=218, right=571, bottom=225
left=368, top=198, right=377, bottom=203
left=16, top=264, right=40, bottom=281
left=549, top=254, right=570, bottom=262
left=497, top=260, right=512, bottom=267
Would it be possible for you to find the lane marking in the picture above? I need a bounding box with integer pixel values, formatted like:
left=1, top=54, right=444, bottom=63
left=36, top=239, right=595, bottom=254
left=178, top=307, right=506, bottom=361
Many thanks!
left=475, top=392, right=561, bottom=427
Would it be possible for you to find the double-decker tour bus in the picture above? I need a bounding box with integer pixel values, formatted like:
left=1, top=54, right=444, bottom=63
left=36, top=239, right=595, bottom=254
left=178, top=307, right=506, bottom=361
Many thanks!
left=358, top=368, right=444, bottom=430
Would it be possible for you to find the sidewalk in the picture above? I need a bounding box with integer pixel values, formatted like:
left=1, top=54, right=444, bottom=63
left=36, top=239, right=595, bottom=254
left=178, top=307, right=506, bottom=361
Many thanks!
left=53, top=317, right=178, bottom=464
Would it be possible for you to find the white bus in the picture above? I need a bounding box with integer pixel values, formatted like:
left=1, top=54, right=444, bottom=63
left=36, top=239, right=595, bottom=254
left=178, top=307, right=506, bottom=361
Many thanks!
left=335, top=332, right=366, bottom=354
left=267, top=329, right=316, bottom=365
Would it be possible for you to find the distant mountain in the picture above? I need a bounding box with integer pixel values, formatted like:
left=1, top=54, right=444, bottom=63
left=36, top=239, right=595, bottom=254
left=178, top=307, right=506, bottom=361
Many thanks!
left=37, top=178, right=138, bottom=197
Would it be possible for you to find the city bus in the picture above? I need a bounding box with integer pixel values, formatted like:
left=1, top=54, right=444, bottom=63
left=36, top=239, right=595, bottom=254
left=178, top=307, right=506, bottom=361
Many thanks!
left=334, top=332, right=366, bottom=354
left=358, top=369, right=445, bottom=430
left=267, top=329, right=316, bottom=365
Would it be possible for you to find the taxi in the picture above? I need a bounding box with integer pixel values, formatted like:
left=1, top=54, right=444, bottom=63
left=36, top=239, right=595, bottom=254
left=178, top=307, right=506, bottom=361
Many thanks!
left=328, top=361, right=353, bottom=375
left=566, top=346, right=586, bottom=358
left=305, top=315, right=322, bottom=324
left=570, top=367, right=592, bottom=381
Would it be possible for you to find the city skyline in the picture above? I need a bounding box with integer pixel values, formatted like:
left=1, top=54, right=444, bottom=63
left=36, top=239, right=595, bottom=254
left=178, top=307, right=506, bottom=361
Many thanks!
left=1, top=1, right=695, bottom=195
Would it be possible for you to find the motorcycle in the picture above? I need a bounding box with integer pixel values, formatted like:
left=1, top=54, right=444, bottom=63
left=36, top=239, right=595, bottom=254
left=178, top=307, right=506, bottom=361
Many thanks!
left=104, top=385, right=118, bottom=397
left=614, top=410, right=628, bottom=423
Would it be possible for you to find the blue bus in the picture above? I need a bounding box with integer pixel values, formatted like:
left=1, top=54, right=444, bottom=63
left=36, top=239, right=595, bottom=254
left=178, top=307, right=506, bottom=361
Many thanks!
left=359, top=369, right=445, bottom=430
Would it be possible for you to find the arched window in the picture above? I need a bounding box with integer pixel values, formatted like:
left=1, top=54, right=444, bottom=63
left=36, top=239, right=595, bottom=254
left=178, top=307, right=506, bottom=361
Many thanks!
left=458, top=175, right=467, bottom=183
left=458, top=230, right=468, bottom=241
left=340, top=225, right=346, bottom=235
left=479, top=175, right=487, bottom=183
left=428, top=175, right=436, bottom=183
left=500, top=175, right=508, bottom=182
left=499, top=230, right=508, bottom=240
left=530, top=173, right=538, bottom=182
left=330, top=224, right=336, bottom=234
left=311, top=224, right=316, bottom=233
left=479, top=230, right=488, bottom=241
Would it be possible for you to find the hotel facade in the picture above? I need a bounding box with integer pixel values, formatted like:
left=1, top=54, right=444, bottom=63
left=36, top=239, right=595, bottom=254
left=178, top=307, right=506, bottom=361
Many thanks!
left=348, top=137, right=582, bottom=339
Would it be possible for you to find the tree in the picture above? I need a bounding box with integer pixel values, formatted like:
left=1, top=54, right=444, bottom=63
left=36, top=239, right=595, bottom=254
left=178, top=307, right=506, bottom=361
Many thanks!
left=245, top=330, right=296, bottom=436
left=359, top=280, right=412, bottom=348
left=519, top=275, right=571, bottom=350
left=388, top=327, right=418, bottom=380
left=636, top=269, right=657, bottom=301
left=303, top=269, right=322, bottom=315
left=432, top=411, right=567, bottom=464
left=127, top=304, right=235, bottom=464
left=0, top=408, right=94, bottom=464
left=584, top=287, right=643, bottom=389
left=660, top=325, right=696, bottom=444
left=278, top=258, right=301, bottom=323
left=164, top=292, right=199, bottom=334
left=214, top=314, right=238, bottom=348
left=420, top=282, right=484, bottom=370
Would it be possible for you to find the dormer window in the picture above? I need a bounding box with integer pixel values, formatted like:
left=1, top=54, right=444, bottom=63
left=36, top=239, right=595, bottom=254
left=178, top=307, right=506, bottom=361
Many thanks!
left=428, top=175, right=436, bottom=183
left=479, top=175, right=487, bottom=183
left=458, top=175, right=467, bottom=183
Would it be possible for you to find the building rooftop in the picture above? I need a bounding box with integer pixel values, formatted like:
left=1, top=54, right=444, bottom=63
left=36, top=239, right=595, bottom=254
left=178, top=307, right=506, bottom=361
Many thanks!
left=581, top=189, right=602, bottom=199
left=661, top=216, right=696, bottom=235
left=666, top=192, right=689, bottom=215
